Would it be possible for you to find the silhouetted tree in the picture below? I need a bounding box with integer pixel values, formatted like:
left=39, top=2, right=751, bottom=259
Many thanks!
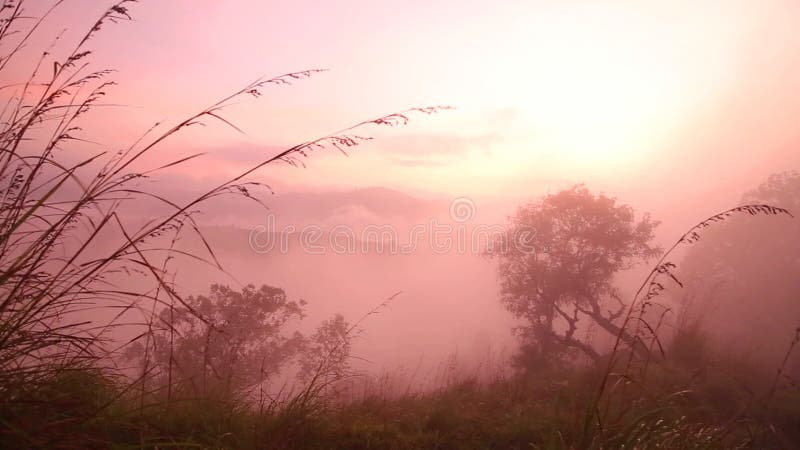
left=298, top=314, right=352, bottom=385
left=490, top=185, right=661, bottom=366
left=127, top=284, right=306, bottom=398
left=678, top=171, right=800, bottom=377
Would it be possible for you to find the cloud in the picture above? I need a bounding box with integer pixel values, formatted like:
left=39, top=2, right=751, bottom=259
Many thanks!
left=376, top=132, right=501, bottom=166
left=177, top=132, right=503, bottom=180
left=107, top=173, right=445, bottom=229
left=392, top=158, right=449, bottom=168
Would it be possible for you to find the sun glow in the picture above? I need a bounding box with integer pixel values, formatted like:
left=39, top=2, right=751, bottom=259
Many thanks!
left=526, top=48, right=681, bottom=167
left=472, top=8, right=691, bottom=170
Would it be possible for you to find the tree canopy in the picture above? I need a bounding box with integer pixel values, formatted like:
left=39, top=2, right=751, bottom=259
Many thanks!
left=490, top=185, right=661, bottom=366
left=678, top=171, right=800, bottom=375
left=127, top=284, right=307, bottom=398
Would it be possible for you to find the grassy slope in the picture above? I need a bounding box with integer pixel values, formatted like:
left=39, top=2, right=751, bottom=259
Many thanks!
left=4, top=359, right=798, bottom=449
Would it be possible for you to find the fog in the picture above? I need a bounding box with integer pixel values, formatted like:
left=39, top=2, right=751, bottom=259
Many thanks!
left=3, top=1, right=800, bottom=447
left=9, top=0, right=800, bottom=382
left=99, top=172, right=800, bottom=387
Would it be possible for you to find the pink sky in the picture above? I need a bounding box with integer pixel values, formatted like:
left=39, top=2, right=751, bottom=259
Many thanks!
left=6, top=0, right=800, bottom=373
left=9, top=0, right=800, bottom=227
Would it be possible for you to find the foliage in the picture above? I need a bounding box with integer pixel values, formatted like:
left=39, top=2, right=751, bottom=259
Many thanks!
left=583, top=198, right=793, bottom=450
left=677, top=171, right=800, bottom=380
left=125, top=284, right=307, bottom=399
left=10, top=361, right=793, bottom=449
left=0, top=0, right=444, bottom=445
left=490, top=184, right=661, bottom=364
left=299, top=313, right=352, bottom=384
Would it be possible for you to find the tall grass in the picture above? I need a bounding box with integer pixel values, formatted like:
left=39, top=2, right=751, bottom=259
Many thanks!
left=580, top=204, right=795, bottom=449
left=0, top=1, right=447, bottom=446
